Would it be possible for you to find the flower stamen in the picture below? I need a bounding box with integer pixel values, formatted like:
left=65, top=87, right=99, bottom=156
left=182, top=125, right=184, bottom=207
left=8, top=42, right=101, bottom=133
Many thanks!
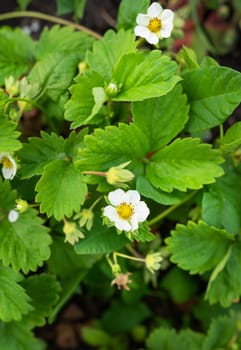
left=148, top=18, right=162, bottom=33
left=2, top=156, right=13, bottom=169
left=117, top=203, right=133, bottom=220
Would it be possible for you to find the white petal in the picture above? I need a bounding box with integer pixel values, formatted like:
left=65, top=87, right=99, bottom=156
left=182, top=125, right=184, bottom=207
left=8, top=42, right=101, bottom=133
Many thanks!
left=103, top=205, right=119, bottom=221
left=115, top=218, right=132, bottom=232
left=161, top=9, right=174, bottom=23
left=125, top=190, right=140, bottom=205
left=2, top=167, right=16, bottom=180
left=160, top=24, right=173, bottom=38
left=136, top=14, right=150, bottom=26
left=147, top=2, right=163, bottom=17
left=108, top=189, right=125, bottom=206
left=134, top=25, right=150, bottom=39
left=134, top=201, right=150, bottom=222
left=146, top=32, right=159, bottom=45
left=8, top=209, right=19, bottom=223
left=130, top=217, right=139, bottom=231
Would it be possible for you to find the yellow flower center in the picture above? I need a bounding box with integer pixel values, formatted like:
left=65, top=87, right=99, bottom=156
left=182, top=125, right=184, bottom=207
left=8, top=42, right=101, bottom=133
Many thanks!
left=2, top=156, right=13, bottom=169
left=117, top=203, right=133, bottom=220
left=148, top=18, right=162, bottom=33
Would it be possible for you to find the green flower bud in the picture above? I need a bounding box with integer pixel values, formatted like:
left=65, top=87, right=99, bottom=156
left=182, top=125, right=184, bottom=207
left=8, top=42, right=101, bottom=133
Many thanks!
left=106, top=161, right=134, bottom=187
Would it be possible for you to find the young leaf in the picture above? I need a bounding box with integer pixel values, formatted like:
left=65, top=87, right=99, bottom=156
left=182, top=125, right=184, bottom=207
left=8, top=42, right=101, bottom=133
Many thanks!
left=146, top=138, right=224, bottom=192
left=202, top=167, right=241, bottom=235
left=64, top=71, right=105, bottom=128
left=18, top=131, right=65, bottom=179
left=86, top=29, right=137, bottom=81
left=205, top=242, right=241, bottom=306
left=166, top=221, right=233, bottom=274
left=132, top=85, right=189, bottom=150
left=77, top=123, right=149, bottom=172
left=0, top=322, right=45, bottom=350
left=35, top=25, right=94, bottom=59
left=20, top=274, right=60, bottom=327
left=220, top=121, right=241, bottom=154
left=0, top=208, right=51, bottom=273
left=36, top=159, right=87, bottom=220
left=0, top=117, right=21, bottom=153
left=0, top=265, right=32, bottom=322
left=117, top=0, right=150, bottom=30
left=182, top=65, right=241, bottom=132
left=112, top=51, right=180, bottom=101
left=0, top=27, right=35, bottom=84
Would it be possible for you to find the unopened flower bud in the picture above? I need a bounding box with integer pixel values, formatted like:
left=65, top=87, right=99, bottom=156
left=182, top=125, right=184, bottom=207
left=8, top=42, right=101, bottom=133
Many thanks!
left=105, top=81, right=120, bottom=97
left=5, top=76, right=19, bottom=97
left=78, top=61, right=88, bottom=74
left=16, top=199, right=28, bottom=213
left=106, top=161, right=134, bottom=187
left=8, top=209, right=19, bottom=223
left=63, top=220, right=85, bottom=245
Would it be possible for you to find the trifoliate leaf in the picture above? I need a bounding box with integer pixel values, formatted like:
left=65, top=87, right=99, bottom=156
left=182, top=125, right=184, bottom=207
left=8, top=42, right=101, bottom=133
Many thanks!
left=136, top=176, right=187, bottom=205
left=78, top=123, right=149, bottom=173
left=166, top=221, right=233, bottom=274
left=117, top=0, right=150, bottom=30
left=86, top=29, right=136, bottom=81
left=0, top=27, right=35, bottom=84
left=36, top=159, right=87, bottom=220
left=35, top=25, right=94, bottom=59
left=20, top=274, right=60, bottom=327
left=0, top=117, right=21, bottom=153
left=75, top=216, right=128, bottom=254
left=220, top=121, right=241, bottom=154
left=64, top=71, right=105, bottom=128
left=112, top=51, right=180, bottom=101
left=203, top=316, right=237, bottom=349
left=0, top=265, right=32, bottom=322
left=0, top=322, right=45, bottom=350
left=132, top=85, right=189, bottom=150
left=205, top=242, right=241, bottom=306
left=0, top=208, right=51, bottom=273
left=18, top=131, right=65, bottom=179
left=182, top=65, right=241, bottom=132
left=202, top=167, right=241, bottom=235
left=146, top=328, right=204, bottom=350
left=28, top=52, right=80, bottom=102
left=146, top=138, right=224, bottom=192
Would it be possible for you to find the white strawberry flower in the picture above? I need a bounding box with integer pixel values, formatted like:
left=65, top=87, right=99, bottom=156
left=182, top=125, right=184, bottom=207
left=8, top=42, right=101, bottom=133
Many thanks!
left=103, top=189, right=150, bottom=232
left=134, top=2, right=174, bottom=45
left=0, top=153, right=17, bottom=180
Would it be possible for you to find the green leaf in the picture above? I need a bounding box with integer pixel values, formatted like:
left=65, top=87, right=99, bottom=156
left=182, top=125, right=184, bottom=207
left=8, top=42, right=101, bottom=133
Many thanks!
left=220, top=121, right=241, bottom=154
left=64, top=71, right=105, bottom=128
left=113, top=51, right=180, bottom=101
left=102, top=300, right=151, bottom=333
left=0, top=177, right=17, bottom=215
left=0, top=322, right=45, bottom=350
left=17, top=0, right=32, bottom=10
left=117, top=0, right=150, bottom=30
left=0, top=265, right=32, bottom=322
left=86, top=29, right=137, bottom=81
left=203, top=316, right=237, bottom=349
left=146, top=328, right=204, bottom=350
left=35, top=25, right=93, bottom=59
left=202, top=167, right=241, bottom=235
left=28, top=52, right=80, bottom=102
left=82, top=326, right=111, bottom=347
left=146, top=138, right=224, bottom=192
left=0, top=208, right=52, bottom=273
left=182, top=65, right=241, bottom=132
left=176, top=46, right=199, bottom=70
left=20, top=274, right=60, bottom=327
left=36, top=159, right=87, bottom=220
left=56, top=0, right=86, bottom=18
left=130, top=222, right=154, bottom=243
left=78, top=123, right=149, bottom=172
left=136, top=176, right=187, bottom=205
left=64, top=128, right=88, bottom=161
left=75, top=216, right=128, bottom=254
left=0, top=27, right=35, bottom=84
left=205, top=242, right=241, bottom=306
left=132, top=85, right=189, bottom=150
left=18, top=131, right=65, bottom=179
left=0, top=117, right=21, bottom=153
left=166, top=221, right=233, bottom=274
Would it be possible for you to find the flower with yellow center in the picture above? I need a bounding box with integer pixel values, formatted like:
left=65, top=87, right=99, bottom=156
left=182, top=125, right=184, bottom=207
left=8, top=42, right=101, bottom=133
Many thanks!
left=103, top=189, right=150, bottom=232
left=0, top=152, right=17, bottom=180
left=134, top=2, right=174, bottom=45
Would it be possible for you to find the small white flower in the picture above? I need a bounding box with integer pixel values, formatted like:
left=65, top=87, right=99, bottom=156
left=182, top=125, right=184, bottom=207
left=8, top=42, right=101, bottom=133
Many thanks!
left=0, top=153, right=17, bottom=180
left=8, top=209, right=19, bottom=223
left=103, top=189, right=150, bottom=232
left=134, top=2, right=174, bottom=45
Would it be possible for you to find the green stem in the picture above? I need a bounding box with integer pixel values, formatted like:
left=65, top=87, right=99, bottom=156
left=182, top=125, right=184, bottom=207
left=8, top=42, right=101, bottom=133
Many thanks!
left=219, top=124, right=224, bottom=140
left=113, top=251, right=145, bottom=263
left=148, top=190, right=198, bottom=226
left=89, top=196, right=103, bottom=210
left=0, top=11, right=102, bottom=40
